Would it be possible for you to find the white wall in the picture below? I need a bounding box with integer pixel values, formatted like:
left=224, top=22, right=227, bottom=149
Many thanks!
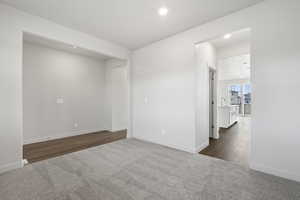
left=132, top=39, right=196, bottom=153
left=195, top=43, right=217, bottom=150
left=217, top=41, right=250, bottom=59
left=0, top=3, right=129, bottom=173
left=105, top=59, right=129, bottom=132
left=132, top=0, right=300, bottom=182
left=23, top=42, right=109, bottom=144
left=218, top=54, right=251, bottom=81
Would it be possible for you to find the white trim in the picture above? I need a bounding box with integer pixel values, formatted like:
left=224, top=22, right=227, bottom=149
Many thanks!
left=22, top=159, right=29, bottom=166
left=124, top=129, right=132, bottom=138
left=250, top=162, right=300, bottom=183
left=23, top=128, right=109, bottom=144
left=0, top=161, right=23, bottom=174
left=212, top=133, right=220, bottom=139
left=132, top=136, right=196, bottom=154
left=209, top=67, right=219, bottom=140
left=195, top=140, right=209, bottom=153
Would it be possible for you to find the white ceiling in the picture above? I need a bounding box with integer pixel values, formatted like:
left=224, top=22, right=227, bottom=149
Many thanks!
left=23, top=32, right=114, bottom=61
left=210, top=29, right=251, bottom=49
left=1, top=0, right=263, bottom=50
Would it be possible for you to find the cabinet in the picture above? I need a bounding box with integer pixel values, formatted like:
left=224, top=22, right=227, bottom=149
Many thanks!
left=218, top=105, right=239, bottom=128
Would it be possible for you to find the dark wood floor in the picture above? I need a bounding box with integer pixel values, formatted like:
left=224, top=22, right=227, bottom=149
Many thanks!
left=200, top=117, right=250, bottom=166
left=23, top=130, right=127, bottom=163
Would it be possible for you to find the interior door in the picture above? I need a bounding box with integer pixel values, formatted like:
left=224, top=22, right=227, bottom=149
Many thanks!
left=209, top=70, right=215, bottom=138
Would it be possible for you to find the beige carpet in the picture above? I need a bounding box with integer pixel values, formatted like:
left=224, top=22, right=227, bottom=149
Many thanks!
left=0, top=138, right=299, bottom=200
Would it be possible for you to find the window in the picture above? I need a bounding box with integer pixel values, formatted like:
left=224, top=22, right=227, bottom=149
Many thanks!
left=229, top=85, right=242, bottom=105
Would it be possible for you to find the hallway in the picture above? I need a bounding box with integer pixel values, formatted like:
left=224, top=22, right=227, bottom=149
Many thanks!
left=200, top=117, right=250, bottom=166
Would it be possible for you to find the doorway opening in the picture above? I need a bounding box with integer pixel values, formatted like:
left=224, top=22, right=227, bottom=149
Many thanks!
left=196, top=28, right=251, bottom=167
left=22, top=32, right=129, bottom=164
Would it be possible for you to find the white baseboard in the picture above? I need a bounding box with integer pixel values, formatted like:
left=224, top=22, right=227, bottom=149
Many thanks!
left=126, top=132, right=132, bottom=138
left=212, top=135, right=219, bottom=139
left=23, top=128, right=108, bottom=144
left=125, top=128, right=132, bottom=138
left=0, top=160, right=23, bottom=174
left=23, top=159, right=29, bottom=166
left=132, top=136, right=196, bottom=154
left=250, top=162, right=300, bottom=183
left=195, top=140, right=209, bottom=153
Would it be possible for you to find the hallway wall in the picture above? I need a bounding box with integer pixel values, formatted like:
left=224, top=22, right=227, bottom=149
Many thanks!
left=217, top=41, right=250, bottom=59
left=132, top=0, right=300, bottom=182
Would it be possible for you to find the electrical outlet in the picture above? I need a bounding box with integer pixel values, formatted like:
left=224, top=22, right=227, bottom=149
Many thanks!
left=144, top=97, right=148, bottom=104
left=74, top=123, right=78, bottom=128
left=161, top=129, right=166, bottom=136
left=56, top=97, right=64, bottom=104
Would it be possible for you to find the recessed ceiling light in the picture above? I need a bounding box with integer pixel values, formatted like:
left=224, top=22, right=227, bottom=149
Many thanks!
left=158, top=7, right=168, bottom=16
left=224, top=34, right=232, bottom=39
